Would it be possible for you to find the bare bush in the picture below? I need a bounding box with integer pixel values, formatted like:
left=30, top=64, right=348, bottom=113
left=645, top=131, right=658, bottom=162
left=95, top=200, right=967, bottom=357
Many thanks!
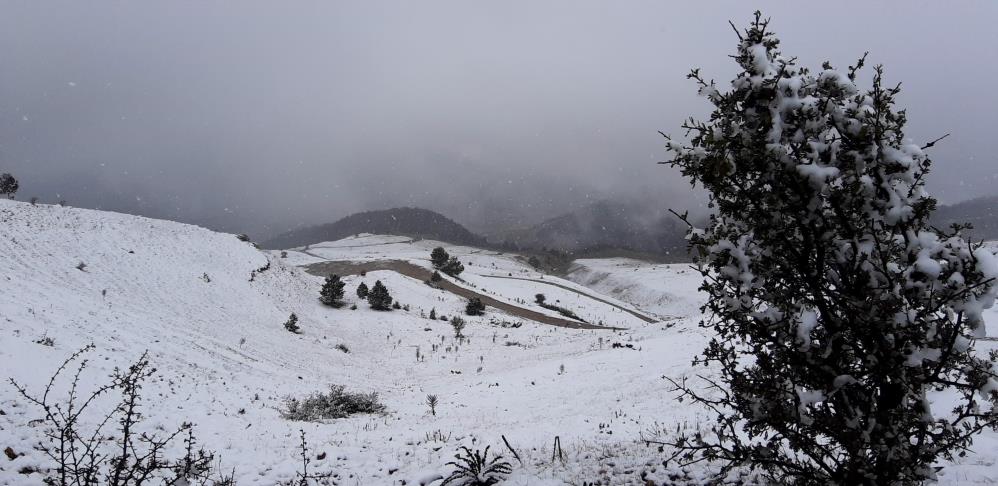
left=9, top=345, right=221, bottom=485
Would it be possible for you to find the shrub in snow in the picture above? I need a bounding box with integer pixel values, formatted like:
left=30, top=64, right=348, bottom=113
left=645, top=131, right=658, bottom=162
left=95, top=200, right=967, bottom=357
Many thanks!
left=430, top=308, right=437, bottom=320
left=431, top=247, right=450, bottom=269
left=660, top=12, right=998, bottom=485
left=441, top=446, right=512, bottom=486
left=465, top=297, right=486, bottom=316
left=0, top=173, right=18, bottom=199
left=367, top=280, right=393, bottom=311
left=318, top=274, right=346, bottom=307
left=450, top=316, right=467, bottom=339
left=426, top=394, right=438, bottom=416
left=11, top=346, right=219, bottom=484
left=281, top=385, right=387, bottom=421
left=356, top=281, right=369, bottom=299
left=283, top=313, right=301, bottom=334
left=431, top=270, right=443, bottom=282
left=235, top=233, right=250, bottom=242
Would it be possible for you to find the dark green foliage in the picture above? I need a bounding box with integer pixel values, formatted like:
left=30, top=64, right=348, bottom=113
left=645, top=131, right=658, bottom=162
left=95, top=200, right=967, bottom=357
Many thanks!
left=0, top=173, right=18, bottom=199
left=431, top=270, right=443, bottom=282
left=283, top=313, right=301, bottom=333
left=367, top=280, right=393, bottom=311
left=660, top=12, right=998, bottom=485
left=429, top=308, right=437, bottom=320
left=392, top=301, right=401, bottom=310
left=356, top=281, right=369, bottom=298
left=431, top=247, right=450, bottom=268
left=534, top=293, right=545, bottom=304
left=319, top=274, right=345, bottom=307
left=441, top=257, right=464, bottom=277
left=281, top=385, right=387, bottom=421
left=441, top=446, right=512, bottom=486
left=465, top=298, right=485, bottom=316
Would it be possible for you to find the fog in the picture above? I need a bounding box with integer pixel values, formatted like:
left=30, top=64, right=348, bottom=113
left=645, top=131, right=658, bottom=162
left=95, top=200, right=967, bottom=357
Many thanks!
left=2, top=1, right=996, bottom=238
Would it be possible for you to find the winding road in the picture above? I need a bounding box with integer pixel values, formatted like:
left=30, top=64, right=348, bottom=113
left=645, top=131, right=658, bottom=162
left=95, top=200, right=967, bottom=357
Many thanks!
left=303, top=259, right=624, bottom=330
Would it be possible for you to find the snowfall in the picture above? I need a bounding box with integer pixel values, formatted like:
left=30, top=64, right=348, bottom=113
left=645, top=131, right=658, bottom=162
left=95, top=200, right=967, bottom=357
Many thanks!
left=1, top=199, right=997, bottom=485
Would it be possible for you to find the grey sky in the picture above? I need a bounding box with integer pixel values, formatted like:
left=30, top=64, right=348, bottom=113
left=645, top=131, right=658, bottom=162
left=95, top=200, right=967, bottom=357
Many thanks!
left=2, top=1, right=996, bottom=238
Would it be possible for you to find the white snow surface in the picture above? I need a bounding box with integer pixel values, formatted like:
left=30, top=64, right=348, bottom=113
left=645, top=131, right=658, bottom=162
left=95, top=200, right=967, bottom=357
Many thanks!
left=1, top=200, right=996, bottom=484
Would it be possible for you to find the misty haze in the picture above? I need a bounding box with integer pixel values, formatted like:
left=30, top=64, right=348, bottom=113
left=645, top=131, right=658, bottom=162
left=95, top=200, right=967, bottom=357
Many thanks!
left=2, top=2, right=998, bottom=485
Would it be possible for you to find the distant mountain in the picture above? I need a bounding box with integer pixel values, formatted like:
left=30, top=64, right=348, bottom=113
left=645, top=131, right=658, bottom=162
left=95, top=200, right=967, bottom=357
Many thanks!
left=932, top=195, right=998, bottom=241
left=496, top=200, right=691, bottom=262
left=262, top=207, right=487, bottom=249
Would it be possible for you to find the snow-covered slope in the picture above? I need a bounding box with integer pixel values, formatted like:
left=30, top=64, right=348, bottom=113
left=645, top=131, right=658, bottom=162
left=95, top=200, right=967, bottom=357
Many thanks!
left=2, top=200, right=996, bottom=485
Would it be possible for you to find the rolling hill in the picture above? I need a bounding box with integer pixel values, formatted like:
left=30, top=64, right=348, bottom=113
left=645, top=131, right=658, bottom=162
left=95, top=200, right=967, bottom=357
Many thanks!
left=262, top=207, right=487, bottom=249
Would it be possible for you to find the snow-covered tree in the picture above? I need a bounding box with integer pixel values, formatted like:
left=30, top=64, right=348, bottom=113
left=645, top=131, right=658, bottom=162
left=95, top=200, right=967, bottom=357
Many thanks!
left=661, top=12, right=998, bottom=485
left=356, top=282, right=369, bottom=299
left=442, top=257, right=464, bottom=277
left=431, top=247, right=450, bottom=269
left=367, top=280, right=393, bottom=311
left=465, top=298, right=485, bottom=316
left=0, top=173, right=18, bottom=199
left=319, top=274, right=345, bottom=307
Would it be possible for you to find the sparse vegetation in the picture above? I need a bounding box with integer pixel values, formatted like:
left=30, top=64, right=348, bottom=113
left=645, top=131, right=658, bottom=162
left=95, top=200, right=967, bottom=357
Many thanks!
left=281, top=384, right=387, bottom=421
left=283, top=313, right=301, bottom=333
left=426, top=394, right=438, bottom=416
left=9, top=346, right=221, bottom=485
left=449, top=316, right=466, bottom=339
left=441, top=446, right=512, bottom=486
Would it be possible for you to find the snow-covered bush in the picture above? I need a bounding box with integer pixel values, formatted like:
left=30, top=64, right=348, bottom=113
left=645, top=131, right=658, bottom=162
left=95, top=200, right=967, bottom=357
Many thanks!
left=281, top=385, right=387, bottom=422
left=283, top=313, right=301, bottom=334
left=661, top=12, right=998, bottom=485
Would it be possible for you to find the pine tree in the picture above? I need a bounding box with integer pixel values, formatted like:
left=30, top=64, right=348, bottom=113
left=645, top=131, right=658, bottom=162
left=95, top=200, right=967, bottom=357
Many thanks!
left=429, top=308, right=437, bottom=320
left=356, top=282, right=369, bottom=299
left=430, top=271, right=443, bottom=282
left=660, top=12, right=998, bottom=485
left=319, top=274, right=345, bottom=307
left=441, top=257, right=464, bottom=277
left=431, top=247, right=450, bottom=269
left=0, top=173, right=19, bottom=199
left=367, top=280, right=393, bottom=311
left=465, top=297, right=485, bottom=316
left=283, top=313, right=300, bottom=334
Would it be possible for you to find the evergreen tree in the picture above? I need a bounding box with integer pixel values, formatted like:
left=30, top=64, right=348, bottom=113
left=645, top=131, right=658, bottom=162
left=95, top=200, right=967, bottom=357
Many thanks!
left=465, top=297, right=485, bottom=316
left=283, top=313, right=300, bottom=334
left=0, top=173, right=18, bottom=199
left=356, top=282, right=369, bottom=299
left=429, top=308, right=437, bottom=320
left=441, top=257, right=464, bottom=277
left=534, top=293, right=546, bottom=305
left=319, top=274, right=345, bottom=307
left=661, top=12, right=998, bottom=485
left=431, top=247, right=450, bottom=269
left=430, top=270, right=443, bottom=282
left=367, top=280, right=393, bottom=311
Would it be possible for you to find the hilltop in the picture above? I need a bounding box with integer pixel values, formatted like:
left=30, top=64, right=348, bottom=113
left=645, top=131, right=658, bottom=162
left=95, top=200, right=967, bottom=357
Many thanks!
left=262, top=207, right=487, bottom=250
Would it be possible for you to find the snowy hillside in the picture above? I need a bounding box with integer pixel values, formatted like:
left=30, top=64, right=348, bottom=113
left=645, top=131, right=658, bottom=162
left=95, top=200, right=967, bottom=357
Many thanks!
left=2, top=200, right=997, bottom=485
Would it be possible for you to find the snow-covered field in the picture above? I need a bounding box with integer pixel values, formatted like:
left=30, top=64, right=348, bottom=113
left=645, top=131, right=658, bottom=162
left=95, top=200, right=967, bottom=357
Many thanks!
left=1, top=200, right=997, bottom=485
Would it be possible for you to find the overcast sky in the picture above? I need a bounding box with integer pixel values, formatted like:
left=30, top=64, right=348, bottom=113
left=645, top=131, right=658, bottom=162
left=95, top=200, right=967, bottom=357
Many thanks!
left=2, top=1, right=996, bottom=238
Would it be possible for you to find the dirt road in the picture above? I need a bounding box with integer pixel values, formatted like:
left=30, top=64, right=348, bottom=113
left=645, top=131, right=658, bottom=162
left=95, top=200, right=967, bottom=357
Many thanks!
left=303, top=259, right=622, bottom=330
